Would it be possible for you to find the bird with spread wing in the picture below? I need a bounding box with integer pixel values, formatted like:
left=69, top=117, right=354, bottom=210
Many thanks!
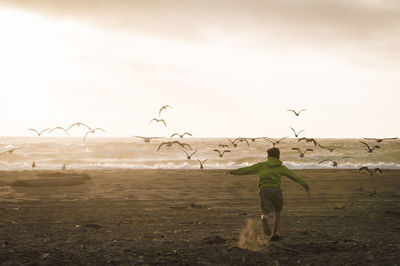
left=264, top=137, right=288, bottom=147
left=82, top=128, right=107, bottom=143
left=197, top=159, right=208, bottom=169
left=159, top=105, right=172, bottom=116
left=213, top=149, right=231, bottom=158
left=67, top=122, right=92, bottom=132
left=297, top=137, right=320, bottom=147
left=170, top=132, right=192, bottom=138
left=360, top=141, right=380, bottom=153
left=149, top=118, right=167, bottom=127
left=182, top=149, right=197, bottom=160
left=318, top=157, right=351, bottom=167
left=157, top=141, right=192, bottom=152
left=290, top=127, right=305, bottom=138
left=0, top=146, right=24, bottom=156
left=28, top=128, right=50, bottom=136
left=49, top=126, right=69, bottom=135
left=363, top=137, right=398, bottom=143
left=287, top=109, right=306, bottom=116
left=131, top=136, right=162, bottom=144
left=359, top=166, right=383, bottom=177
left=291, top=147, right=314, bottom=158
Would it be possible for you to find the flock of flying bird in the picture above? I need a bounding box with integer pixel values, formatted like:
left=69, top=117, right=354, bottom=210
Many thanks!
left=28, top=122, right=106, bottom=143
left=0, top=106, right=398, bottom=174
left=0, top=122, right=106, bottom=169
left=132, top=107, right=398, bottom=174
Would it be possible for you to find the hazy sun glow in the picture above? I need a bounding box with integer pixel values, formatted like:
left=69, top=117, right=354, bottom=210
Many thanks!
left=0, top=3, right=399, bottom=138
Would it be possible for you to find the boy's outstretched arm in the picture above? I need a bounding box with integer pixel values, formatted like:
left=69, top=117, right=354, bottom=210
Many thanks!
left=283, top=167, right=309, bottom=191
left=227, top=162, right=263, bottom=176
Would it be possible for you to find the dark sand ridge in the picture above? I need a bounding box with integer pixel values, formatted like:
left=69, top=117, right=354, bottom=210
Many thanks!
left=0, top=169, right=399, bottom=265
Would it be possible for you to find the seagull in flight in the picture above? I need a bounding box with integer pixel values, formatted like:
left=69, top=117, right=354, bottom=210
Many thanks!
left=358, top=166, right=383, bottom=177
left=149, top=118, right=167, bottom=127
left=197, top=159, right=208, bottom=169
left=159, top=105, right=172, bottom=116
left=131, top=136, right=162, bottom=144
left=157, top=141, right=192, bottom=152
left=290, top=127, right=305, bottom=138
left=287, top=109, right=307, bottom=116
left=28, top=128, right=50, bottom=136
left=0, top=146, right=24, bottom=155
left=318, top=144, right=343, bottom=152
left=297, top=137, right=320, bottom=147
left=49, top=126, right=70, bottom=135
left=67, top=122, right=92, bottom=131
left=234, top=138, right=250, bottom=147
left=182, top=149, right=197, bottom=160
left=363, top=137, right=398, bottom=143
left=318, top=157, right=351, bottom=167
left=213, top=149, right=231, bottom=158
left=170, top=132, right=192, bottom=138
left=227, top=139, right=238, bottom=148
left=291, top=147, right=314, bottom=158
left=82, top=128, right=106, bottom=143
left=244, top=137, right=263, bottom=142
left=264, top=137, right=288, bottom=147
left=218, top=144, right=229, bottom=148
left=360, top=141, right=380, bottom=153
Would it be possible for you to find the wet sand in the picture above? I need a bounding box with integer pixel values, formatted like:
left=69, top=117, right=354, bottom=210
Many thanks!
left=1, top=169, right=399, bottom=265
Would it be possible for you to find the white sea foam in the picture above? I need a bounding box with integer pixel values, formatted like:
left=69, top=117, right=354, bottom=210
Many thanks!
left=0, top=137, right=399, bottom=170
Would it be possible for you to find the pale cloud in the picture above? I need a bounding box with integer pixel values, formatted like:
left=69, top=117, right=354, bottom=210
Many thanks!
left=0, top=0, right=399, bottom=137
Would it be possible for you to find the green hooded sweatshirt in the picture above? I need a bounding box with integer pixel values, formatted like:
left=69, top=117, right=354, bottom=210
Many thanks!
left=229, top=157, right=309, bottom=190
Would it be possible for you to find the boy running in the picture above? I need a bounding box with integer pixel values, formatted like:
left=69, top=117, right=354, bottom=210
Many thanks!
left=226, top=147, right=309, bottom=241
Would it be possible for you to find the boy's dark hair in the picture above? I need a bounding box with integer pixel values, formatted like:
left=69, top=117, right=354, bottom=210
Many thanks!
left=267, top=147, right=280, bottom=159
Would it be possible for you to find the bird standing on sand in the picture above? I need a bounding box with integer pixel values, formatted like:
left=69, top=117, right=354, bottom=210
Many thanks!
left=287, top=109, right=306, bottom=116
left=82, top=128, right=107, bottom=143
left=32, top=161, right=36, bottom=168
left=28, top=128, right=50, bottom=136
left=358, top=166, right=383, bottom=177
left=360, top=141, right=380, bottom=153
left=49, top=126, right=69, bottom=135
left=67, top=122, right=92, bottom=132
left=62, top=164, right=66, bottom=171
left=291, top=148, right=314, bottom=158
left=0, top=146, right=24, bottom=155
left=170, top=132, right=192, bottom=138
left=213, top=149, right=231, bottom=158
left=363, top=137, right=398, bottom=143
left=290, top=127, right=305, bottom=138
left=149, top=118, right=167, bottom=127
left=182, top=149, right=197, bottom=160
left=159, top=105, right=172, bottom=116
left=197, top=159, right=208, bottom=169
left=157, top=141, right=192, bottom=152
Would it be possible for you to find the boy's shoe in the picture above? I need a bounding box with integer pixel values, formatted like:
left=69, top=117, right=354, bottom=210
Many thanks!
left=269, top=233, right=281, bottom=241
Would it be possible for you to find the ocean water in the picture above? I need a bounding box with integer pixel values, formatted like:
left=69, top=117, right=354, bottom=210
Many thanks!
left=0, top=137, right=399, bottom=170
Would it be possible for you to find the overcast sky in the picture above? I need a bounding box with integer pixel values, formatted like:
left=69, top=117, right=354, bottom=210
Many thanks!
left=0, top=0, right=399, bottom=138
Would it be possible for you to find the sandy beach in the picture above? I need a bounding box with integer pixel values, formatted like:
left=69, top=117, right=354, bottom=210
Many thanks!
left=1, top=169, right=399, bottom=265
